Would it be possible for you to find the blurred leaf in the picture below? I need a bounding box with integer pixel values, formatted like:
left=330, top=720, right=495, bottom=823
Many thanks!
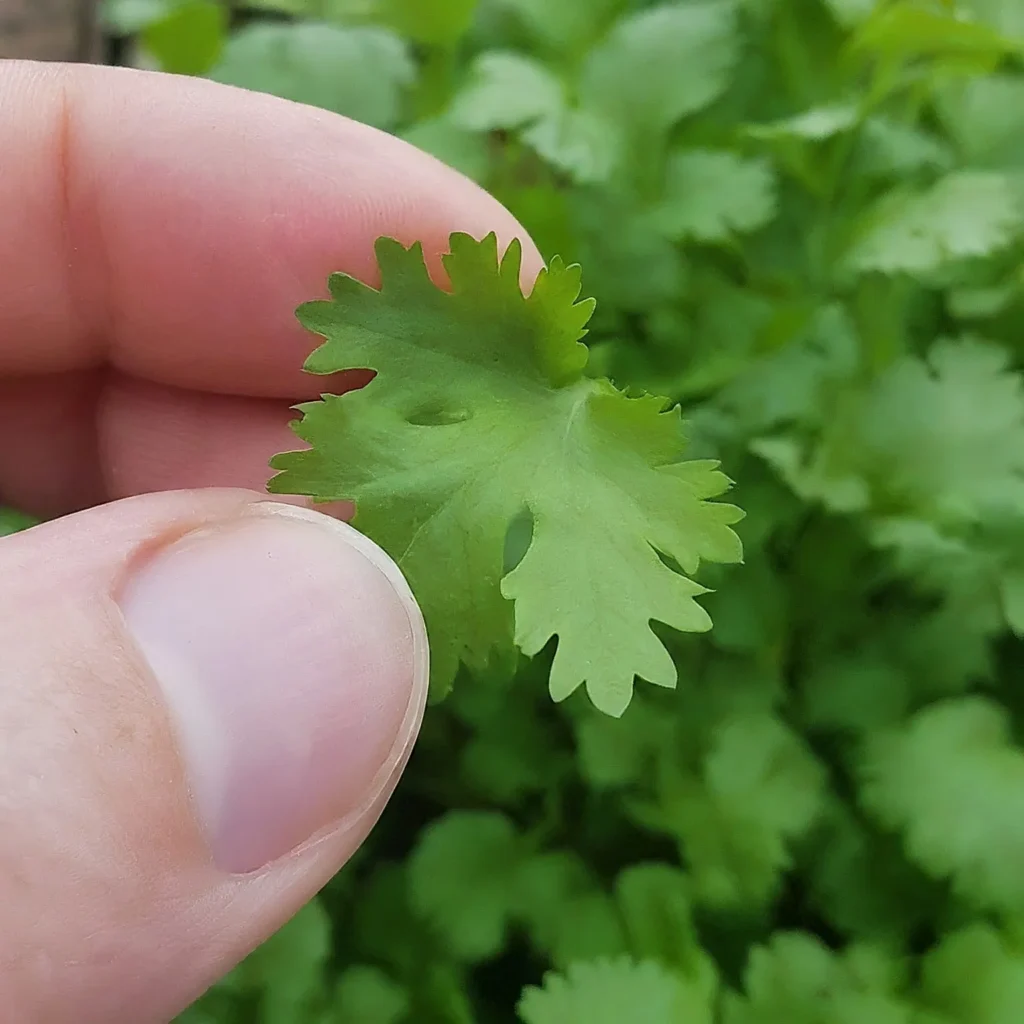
left=519, top=957, right=716, bottom=1024
left=652, top=149, right=777, bottom=242
left=579, top=1, right=740, bottom=142
left=327, top=967, right=409, bottom=1024
left=102, top=0, right=175, bottom=32
left=210, top=23, right=414, bottom=128
left=861, top=697, right=1024, bottom=913
left=142, top=0, right=226, bottom=75
left=844, top=172, right=1024, bottom=275
left=450, top=52, right=564, bottom=130
left=381, top=0, right=479, bottom=45
left=0, top=508, right=39, bottom=536
left=408, top=811, right=525, bottom=960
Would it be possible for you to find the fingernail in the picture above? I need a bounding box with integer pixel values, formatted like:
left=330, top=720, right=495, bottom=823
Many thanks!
left=118, top=503, right=428, bottom=874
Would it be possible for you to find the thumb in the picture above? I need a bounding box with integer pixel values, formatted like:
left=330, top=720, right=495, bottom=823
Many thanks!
left=0, top=489, right=428, bottom=1024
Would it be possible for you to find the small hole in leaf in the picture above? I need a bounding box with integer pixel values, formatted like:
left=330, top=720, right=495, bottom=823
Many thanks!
left=503, top=507, right=534, bottom=573
left=405, top=402, right=472, bottom=426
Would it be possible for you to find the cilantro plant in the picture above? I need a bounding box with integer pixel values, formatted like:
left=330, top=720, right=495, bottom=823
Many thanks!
left=93, top=0, right=1024, bottom=1021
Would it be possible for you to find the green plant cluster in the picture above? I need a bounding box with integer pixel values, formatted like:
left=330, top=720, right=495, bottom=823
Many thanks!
left=100, top=0, right=1024, bottom=1020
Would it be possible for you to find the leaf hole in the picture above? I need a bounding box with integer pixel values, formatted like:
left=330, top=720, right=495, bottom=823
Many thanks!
left=503, top=507, right=535, bottom=574
left=404, top=402, right=472, bottom=426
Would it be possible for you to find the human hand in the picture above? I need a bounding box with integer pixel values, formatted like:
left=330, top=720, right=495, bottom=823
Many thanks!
left=0, top=60, right=540, bottom=1023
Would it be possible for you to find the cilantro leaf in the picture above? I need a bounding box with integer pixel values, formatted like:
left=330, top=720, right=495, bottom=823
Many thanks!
left=921, top=924, right=1024, bottom=1024
left=613, top=863, right=711, bottom=977
left=745, top=104, right=860, bottom=142
left=497, top=0, right=622, bottom=51
left=937, top=74, right=1024, bottom=167
left=407, top=810, right=525, bottom=961
left=757, top=336, right=1024, bottom=529
left=450, top=52, right=565, bottom=132
left=210, top=23, right=414, bottom=129
left=270, top=232, right=743, bottom=715
left=843, top=171, right=1024, bottom=276
left=327, top=966, right=409, bottom=1024
left=652, top=149, right=778, bottom=243
left=226, top=900, right=331, bottom=1024
left=449, top=54, right=619, bottom=183
left=723, top=933, right=918, bottom=1024
left=860, top=696, right=1024, bottom=913
left=579, top=1, right=739, bottom=143
left=638, top=712, right=826, bottom=908
left=517, top=957, right=716, bottom=1024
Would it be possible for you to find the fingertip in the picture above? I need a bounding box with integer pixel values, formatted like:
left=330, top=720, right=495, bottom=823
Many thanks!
left=0, top=61, right=544, bottom=393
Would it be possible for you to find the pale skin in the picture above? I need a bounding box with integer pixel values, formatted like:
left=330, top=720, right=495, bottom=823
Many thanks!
left=0, top=61, right=542, bottom=1022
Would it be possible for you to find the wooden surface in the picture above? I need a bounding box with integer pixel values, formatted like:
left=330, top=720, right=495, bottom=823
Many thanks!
left=0, top=0, right=100, bottom=61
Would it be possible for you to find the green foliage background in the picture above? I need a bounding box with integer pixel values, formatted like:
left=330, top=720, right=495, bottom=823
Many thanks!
left=99, top=0, right=1024, bottom=1019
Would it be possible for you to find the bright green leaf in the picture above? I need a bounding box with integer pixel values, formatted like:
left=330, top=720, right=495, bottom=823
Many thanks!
left=270, top=233, right=742, bottom=714
left=380, top=0, right=478, bottom=45
left=518, top=957, right=715, bottom=1024
left=143, top=0, right=226, bottom=75
left=921, top=924, right=1024, bottom=1024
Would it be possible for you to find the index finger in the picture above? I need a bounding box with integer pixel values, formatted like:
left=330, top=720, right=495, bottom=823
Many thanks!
left=0, top=61, right=542, bottom=397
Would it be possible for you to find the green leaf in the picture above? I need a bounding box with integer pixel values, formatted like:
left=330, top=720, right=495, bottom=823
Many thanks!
left=401, top=117, right=490, bottom=180
left=450, top=52, right=565, bottom=130
left=518, top=957, right=716, bottom=1024
left=723, top=933, right=917, bottom=1024
left=844, top=171, right=1024, bottom=276
left=511, top=850, right=596, bottom=952
left=613, top=863, right=709, bottom=975
left=270, top=233, right=742, bottom=714
left=807, top=805, right=941, bottom=941
left=379, top=0, right=478, bottom=45
left=210, top=23, right=414, bottom=128
left=448, top=53, right=619, bottom=182
left=860, top=696, right=1024, bottom=913
left=579, top=1, right=740, bottom=141
left=574, top=695, right=672, bottom=787
left=327, top=966, right=409, bottom=1024
left=0, top=508, right=39, bottom=536
left=142, top=0, right=226, bottom=75
left=936, top=73, right=1024, bottom=167
left=745, top=103, right=859, bottom=142
left=497, top=0, right=623, bottom=51
left=102, top=0, right=175, bottom=33
left=407, top=810, right=525, bottom=960
left=851, top=0, right=1021, bottom=65
left=522, top=107, right=621, bottom=184
left=960, top=0, right=1024, bottom=37
left=859, top=338, right=1024, bottom=524
left=651, top=713, right=826, bottom=908
left=545, top=893, right=629, bottom=969
left=652, top=149, right=777, bottom=242
left=921, top=924, right=1024, bottom=1024
left=233, top=900, right=331, bottom=1024
left=998, top=568, right=1024, bottom=634
left=855, top=117, right=953, bottom=178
